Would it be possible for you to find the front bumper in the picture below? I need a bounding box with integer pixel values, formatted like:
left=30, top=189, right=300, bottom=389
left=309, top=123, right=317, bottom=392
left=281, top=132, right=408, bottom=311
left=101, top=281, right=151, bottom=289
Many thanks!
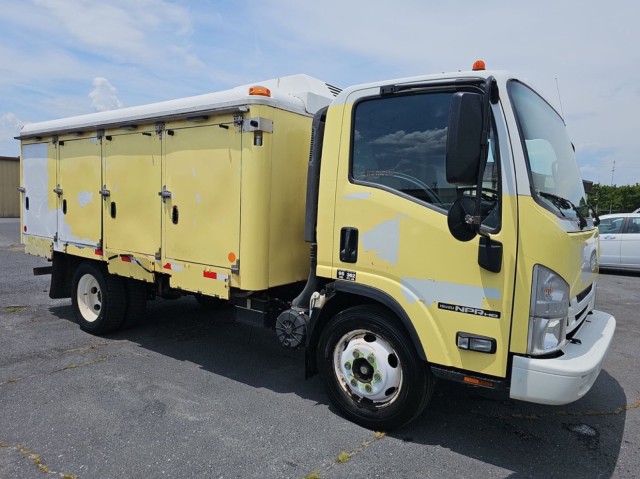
left=509, top=310, right=616, bottom=405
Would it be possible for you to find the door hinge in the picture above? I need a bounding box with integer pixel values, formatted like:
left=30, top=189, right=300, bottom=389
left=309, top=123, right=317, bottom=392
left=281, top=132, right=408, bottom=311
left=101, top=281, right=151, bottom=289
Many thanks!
left=233, top=115, right=244, bottom=133
left=99, top=186, right=111, bottom=198
left=155, top=122, right=165, bottom=139
left=53, top=186, right=63, bottom=197
left=231, top=259, right=240, bottom=274
left=17, top=186, right=26, bottom=193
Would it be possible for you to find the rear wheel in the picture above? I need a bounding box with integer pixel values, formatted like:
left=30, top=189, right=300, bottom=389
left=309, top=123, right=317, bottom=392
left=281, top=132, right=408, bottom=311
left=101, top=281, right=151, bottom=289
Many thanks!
left=72, top=262, right=127, bottom=334
left=317, top=305, right=433, bottom=430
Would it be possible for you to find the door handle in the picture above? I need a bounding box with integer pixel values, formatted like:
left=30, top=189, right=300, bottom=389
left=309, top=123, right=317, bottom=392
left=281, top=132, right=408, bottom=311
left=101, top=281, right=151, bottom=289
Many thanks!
left=172, top=205, right=179, bottom=224
left=340, top=227, right=359, bottom=263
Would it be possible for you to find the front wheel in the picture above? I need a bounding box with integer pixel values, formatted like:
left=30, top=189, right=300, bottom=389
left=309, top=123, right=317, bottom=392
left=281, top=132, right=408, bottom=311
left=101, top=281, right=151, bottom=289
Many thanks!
left=72, top=262, right=127, bottom=334
left=317, top=305, right=433, bottom=430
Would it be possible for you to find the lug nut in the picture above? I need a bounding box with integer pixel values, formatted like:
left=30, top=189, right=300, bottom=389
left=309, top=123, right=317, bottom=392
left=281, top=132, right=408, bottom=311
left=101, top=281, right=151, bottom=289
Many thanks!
left=364, top=384, right=373, bottom=393
left=353, top=350, right=361, bottom=358
left=367, top=354, right=375, bottom=364
left=350, top=379, right=358, bottom=387
left=344, top=362, right=351, bottom=370
left=373, top=372, right=382, bottom=382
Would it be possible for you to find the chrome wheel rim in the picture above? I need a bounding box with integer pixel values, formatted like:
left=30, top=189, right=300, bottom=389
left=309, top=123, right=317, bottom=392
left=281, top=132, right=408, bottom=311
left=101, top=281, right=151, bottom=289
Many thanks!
left=332, top=329, right=403, bottom=408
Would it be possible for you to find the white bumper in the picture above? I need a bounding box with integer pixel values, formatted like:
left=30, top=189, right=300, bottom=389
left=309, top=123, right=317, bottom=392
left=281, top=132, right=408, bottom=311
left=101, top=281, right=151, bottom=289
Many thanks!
left=509, top=310, right=616, bottom=405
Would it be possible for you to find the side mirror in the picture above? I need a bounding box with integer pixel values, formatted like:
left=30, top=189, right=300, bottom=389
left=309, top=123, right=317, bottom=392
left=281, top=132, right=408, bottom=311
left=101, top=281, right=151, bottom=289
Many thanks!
left=447, top=196, right=477, bottom=242
left=446, top=92, right=483, bottom=185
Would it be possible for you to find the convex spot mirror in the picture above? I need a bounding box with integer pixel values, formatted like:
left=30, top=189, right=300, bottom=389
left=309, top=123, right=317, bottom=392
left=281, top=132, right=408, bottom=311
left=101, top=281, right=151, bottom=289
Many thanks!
left=447, top=196, right=477, bottom=242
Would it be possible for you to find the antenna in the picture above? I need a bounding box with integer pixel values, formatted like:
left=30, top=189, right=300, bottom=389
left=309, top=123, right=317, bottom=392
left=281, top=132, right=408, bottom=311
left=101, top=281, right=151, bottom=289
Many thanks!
left=555, top=77, right=565, bottom=118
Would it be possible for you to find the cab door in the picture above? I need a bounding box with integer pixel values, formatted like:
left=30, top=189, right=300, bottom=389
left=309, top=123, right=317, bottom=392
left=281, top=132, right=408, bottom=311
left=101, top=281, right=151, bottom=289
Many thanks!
left=329, top=86, right=518, bottom=378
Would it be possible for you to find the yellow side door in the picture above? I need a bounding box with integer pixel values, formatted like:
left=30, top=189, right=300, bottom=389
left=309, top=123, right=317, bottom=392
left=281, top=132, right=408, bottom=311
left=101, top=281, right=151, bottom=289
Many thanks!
left=163, top=121, right=241, bottom=270
left=103, top=131, right=162, bottom=256
left=57, top=136, right=102, bottom=247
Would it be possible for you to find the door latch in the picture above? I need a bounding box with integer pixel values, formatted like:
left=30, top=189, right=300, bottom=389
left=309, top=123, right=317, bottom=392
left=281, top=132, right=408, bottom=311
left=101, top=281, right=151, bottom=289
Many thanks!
left=158, top=186, right=172, bottom=202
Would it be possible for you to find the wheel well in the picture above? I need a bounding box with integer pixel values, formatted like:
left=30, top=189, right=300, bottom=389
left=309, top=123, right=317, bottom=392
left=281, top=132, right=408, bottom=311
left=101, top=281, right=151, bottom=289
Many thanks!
left=306, top=289, right=427, bottom=376
left=49, top=253, right=86, bottom=299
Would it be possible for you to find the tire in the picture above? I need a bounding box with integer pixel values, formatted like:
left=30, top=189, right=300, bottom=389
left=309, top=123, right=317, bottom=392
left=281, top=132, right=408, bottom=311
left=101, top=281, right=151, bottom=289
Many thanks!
left=71, top=262, right=127, bottom=335
left=317, top=305, right=433, bottom=430
left=122, top=279, right=148, bottom=328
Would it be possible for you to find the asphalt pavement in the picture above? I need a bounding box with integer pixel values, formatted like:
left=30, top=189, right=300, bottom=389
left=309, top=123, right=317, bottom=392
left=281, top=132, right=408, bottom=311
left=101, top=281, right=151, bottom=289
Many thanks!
left=0, top=217, right=638, bottom=478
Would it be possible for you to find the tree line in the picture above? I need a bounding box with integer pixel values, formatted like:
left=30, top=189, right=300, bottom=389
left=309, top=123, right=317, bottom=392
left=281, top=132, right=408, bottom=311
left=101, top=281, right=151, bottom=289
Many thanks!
left=589, top=183, right=640, bottom=214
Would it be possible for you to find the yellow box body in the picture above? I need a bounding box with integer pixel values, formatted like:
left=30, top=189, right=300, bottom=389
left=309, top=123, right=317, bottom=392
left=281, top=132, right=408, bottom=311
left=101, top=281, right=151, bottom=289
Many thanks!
left=20, top=100, right=319, bottom=299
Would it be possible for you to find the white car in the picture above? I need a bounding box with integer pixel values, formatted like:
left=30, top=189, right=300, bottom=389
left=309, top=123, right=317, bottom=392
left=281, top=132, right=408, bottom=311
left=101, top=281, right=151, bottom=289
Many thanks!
left=598, top=213, right=640, bottom=271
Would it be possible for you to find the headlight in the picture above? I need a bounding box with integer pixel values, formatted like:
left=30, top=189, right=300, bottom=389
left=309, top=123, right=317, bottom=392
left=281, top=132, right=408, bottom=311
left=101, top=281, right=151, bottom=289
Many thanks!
left=527, top=265, right=569, bottom=355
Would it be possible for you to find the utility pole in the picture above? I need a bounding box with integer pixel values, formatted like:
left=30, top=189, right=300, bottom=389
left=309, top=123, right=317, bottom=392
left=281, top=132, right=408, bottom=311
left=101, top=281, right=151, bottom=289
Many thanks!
left=611, top=160, right=615, bottom=186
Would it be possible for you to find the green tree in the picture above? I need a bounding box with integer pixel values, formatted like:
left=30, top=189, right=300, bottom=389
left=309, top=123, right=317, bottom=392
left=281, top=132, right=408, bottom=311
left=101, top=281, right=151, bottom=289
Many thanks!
left=590, top=183, right=640, bottom=214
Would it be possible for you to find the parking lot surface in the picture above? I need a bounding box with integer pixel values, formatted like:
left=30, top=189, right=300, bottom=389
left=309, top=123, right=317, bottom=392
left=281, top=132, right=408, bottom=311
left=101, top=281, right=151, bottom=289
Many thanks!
left=1, top=217, right=639, bottom=478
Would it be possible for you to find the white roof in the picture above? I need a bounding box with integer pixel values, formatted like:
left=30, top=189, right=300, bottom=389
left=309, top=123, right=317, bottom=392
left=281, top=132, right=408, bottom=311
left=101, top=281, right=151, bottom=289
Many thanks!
left=20, top=74, right=340, bottom=138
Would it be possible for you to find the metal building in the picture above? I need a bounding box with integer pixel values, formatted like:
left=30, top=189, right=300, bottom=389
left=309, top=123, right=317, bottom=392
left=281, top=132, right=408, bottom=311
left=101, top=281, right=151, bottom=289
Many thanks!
left=0, top=156, right=19, bottom=217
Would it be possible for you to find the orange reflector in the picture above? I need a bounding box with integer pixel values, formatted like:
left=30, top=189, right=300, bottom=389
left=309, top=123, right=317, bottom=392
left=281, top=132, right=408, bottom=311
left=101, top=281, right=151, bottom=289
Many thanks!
left=463, top=376, right=494, bottom=388
left=249, top=86, right=271, bottom=97
left=228, top=252, right=237, bottom=263
left=472, top=60, right=486, bottom=71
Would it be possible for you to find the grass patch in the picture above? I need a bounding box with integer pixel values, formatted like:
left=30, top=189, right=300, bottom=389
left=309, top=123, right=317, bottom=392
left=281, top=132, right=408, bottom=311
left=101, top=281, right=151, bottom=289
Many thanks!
left=336, top=451, right=352, bottom=464
left=304, top=471, right=321, bottom=479
left=5, top=306, right=27, bottom=313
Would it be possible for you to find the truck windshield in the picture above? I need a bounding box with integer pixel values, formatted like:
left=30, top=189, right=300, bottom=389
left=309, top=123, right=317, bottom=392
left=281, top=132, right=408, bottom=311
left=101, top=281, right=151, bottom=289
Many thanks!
left=509, top=81, right=589, bottom=222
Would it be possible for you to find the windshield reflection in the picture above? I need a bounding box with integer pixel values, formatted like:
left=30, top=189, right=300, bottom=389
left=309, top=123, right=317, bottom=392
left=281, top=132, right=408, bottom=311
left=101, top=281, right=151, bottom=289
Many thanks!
left=510, top=81, right=589, bottom=220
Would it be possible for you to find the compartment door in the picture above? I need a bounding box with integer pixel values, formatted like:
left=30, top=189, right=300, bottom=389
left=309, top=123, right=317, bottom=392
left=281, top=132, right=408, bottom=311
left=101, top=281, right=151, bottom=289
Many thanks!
left=103, top=131, right=162, bottom=255
left=163, top=123, right=241, bottom=268
left=58, top=137, right=102, bottom=247
left=21, top=142, right=57, bottom=239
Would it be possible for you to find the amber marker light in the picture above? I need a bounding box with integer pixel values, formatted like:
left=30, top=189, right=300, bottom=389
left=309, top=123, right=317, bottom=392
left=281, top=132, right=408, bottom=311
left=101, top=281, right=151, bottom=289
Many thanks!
left=249, top=86, right=271, bottom=97
left=472, top=60, right=486, bottom=71
left=463, top=376, right=495, bottom=388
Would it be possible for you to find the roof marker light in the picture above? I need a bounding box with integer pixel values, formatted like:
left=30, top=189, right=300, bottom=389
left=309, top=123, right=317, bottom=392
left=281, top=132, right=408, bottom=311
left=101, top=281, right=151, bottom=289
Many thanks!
left=472, top=60, right=486, bottom=71
left=249, top=86, right=271, bottom=97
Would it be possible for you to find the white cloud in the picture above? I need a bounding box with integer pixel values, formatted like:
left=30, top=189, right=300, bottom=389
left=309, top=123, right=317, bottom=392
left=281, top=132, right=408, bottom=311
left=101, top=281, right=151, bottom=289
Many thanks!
left=89, top=78, right=123, bottom=112
left=32, top=0, right=194, bottom=65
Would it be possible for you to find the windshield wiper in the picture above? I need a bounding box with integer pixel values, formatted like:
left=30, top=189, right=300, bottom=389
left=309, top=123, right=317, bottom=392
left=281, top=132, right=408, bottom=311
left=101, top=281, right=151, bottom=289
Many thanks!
left=538, top=191, right=587, bottom=230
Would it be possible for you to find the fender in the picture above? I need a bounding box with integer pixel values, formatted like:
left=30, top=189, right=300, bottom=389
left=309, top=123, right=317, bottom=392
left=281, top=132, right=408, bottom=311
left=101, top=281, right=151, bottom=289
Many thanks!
left=333, top=281, right=427, bottom=360
left=306, top=280, right=427, bottom=373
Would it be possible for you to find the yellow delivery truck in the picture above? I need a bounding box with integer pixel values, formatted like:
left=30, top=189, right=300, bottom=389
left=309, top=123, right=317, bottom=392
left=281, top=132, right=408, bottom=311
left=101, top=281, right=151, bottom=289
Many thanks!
left=18, top=64, right=615, bottom=430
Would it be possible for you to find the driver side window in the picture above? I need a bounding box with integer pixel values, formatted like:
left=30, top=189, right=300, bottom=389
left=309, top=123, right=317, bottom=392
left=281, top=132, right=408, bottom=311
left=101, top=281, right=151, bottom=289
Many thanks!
left=351, top=91, right=500, bottom=223
left=351, top=92, right=458, bottom=210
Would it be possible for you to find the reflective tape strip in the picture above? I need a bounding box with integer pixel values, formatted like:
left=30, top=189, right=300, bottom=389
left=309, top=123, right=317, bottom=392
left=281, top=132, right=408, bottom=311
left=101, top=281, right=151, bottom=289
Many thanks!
left=203, top=271, right=228, bottom=281
left=163, top=262, right=183, bottom=272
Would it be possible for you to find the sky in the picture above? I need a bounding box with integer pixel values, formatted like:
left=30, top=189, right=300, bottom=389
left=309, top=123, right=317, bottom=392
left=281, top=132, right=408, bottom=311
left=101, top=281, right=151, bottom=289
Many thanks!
left=1, top=0, right=638, bottom=185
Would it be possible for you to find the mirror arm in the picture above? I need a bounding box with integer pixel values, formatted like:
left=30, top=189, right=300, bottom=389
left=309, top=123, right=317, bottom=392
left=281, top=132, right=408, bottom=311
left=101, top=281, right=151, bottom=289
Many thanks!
left=472, top=76, right=496, bottom=236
